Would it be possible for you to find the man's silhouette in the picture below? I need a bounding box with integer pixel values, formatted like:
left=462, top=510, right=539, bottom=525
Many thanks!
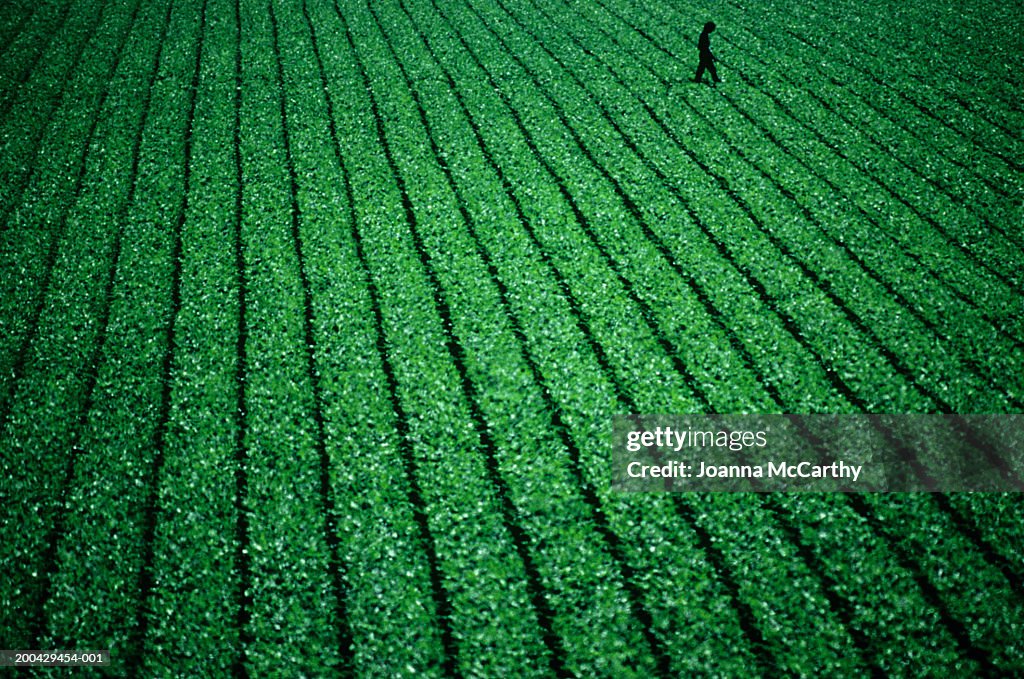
left=694, top=22, right=722, bottom=86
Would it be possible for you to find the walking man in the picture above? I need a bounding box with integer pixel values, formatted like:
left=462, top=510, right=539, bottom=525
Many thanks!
left=695, top=21, right=722, bottom=86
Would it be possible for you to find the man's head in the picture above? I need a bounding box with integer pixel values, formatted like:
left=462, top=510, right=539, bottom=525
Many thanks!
left=704, top=21, right=716, bottom=33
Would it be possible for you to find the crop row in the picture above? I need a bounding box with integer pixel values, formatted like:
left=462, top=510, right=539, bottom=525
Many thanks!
left=0, top=0, right=140, bottom=415
left=132, top=0, right=245, bottom=672
left=0, top=0, right=170, bottom=650
left=597, top=0, right=1023, bottom=290
left=0, top=0, right=106, bottom=221
left=358, top=0, right=772, bottom=671
left=500, top=0, right=1020, bottom=411
left=37, top=0, right=200, bottom=669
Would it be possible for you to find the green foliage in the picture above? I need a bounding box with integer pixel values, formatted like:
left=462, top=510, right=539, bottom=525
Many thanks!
left=1, top=0, right=1021, bottom=674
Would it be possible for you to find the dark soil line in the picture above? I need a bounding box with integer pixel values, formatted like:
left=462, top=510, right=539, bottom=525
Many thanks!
left=0, top=0, right=144, bottom=425
left=375, top=1, right=681, bottom=673
left=125, top=0, right=205, bottom=671
left=231, top=0, right=252, bottom=672
left=26, top=0, right=169, bottom=651
left=761, top=497, right=888, bottom=677
left=268, top=3, right=353, bottom=672
left=672, top=497, right=779, bottom=675
left=931, top=494, right=1024, bottom=599
left=341, top=4, right=562, bottom=671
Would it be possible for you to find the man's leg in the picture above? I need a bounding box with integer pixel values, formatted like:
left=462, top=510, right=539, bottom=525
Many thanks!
left=708, top=59, right=721, bottom=83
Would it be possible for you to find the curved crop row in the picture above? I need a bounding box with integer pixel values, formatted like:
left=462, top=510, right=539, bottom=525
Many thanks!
left=0, top=0, right=143, bottom=418
left=0, top=0, right=171, bottom=650
left=320, top=2, right=560, bottom=673
left=38, top=0, right=200, bottom=666
left=137, top=0, right=245, bottom=671
left=0, top=0, right=108, bottom=218
left=233, top=1, right=345, bottom=672
left=277, top=0, right=453, bottom=672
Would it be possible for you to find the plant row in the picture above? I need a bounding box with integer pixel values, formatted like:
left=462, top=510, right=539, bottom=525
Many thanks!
left=0, top=0, right=171, bottom=650
left=688, top=0, right=1022, bottom=198
left=0, top=0, right=107, bottom=219
left=502, top=0, right=1020, bottom=411
left=376, top=0, right=886, bottom=672
left=0, top=0, right=137, bottom=406
left=37, top=0, right=202, bottom=668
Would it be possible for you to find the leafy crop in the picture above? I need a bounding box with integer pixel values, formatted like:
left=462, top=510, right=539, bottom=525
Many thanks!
left=1, top=0, right=1021, bottom=674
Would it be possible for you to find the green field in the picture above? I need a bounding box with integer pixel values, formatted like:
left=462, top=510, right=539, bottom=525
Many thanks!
left=1, top=0, right=1022, bottom=674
